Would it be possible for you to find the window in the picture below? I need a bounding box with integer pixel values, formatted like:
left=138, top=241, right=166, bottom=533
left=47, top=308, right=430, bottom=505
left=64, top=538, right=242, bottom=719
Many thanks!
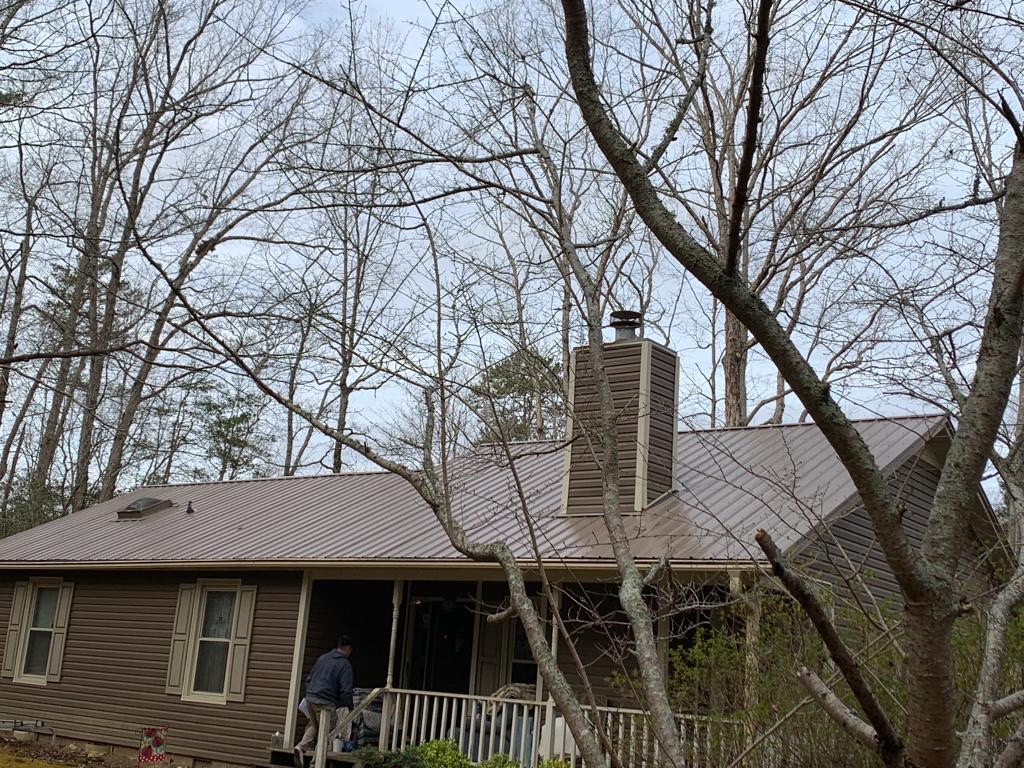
left=1, top=579, right=74, bottom=685
left=23, top=586, right=59, bottom=677
left=165, top=580, right=257, bottom=704
left=509, top=621, right=537, bottom=685
left=192, top=589, right=236, bottom=695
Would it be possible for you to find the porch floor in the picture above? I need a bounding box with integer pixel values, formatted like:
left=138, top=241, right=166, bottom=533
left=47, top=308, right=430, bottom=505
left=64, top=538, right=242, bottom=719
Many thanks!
left=268, top=747, right=361, bottom=768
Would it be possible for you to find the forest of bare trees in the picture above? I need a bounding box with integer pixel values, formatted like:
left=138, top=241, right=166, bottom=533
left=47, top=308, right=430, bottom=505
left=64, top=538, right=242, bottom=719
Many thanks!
left=3, top=0, right=1024, bottom=765
left=1, top=0, right=976, bottom=525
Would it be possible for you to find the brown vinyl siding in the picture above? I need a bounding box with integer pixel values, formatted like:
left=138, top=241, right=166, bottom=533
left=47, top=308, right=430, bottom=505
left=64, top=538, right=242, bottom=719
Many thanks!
left=566, top=343, right=643, bottom=515
left=557, top=632, right=634, bottom=708
left=0, top=570, right=300, bottom=766
left=565, top=340, right=678, bottom=516
left=556, top=584, right=637, bottom=707
left=646, top=344, right=677, bottom=500
left=802, top=456, right=941, bottom=605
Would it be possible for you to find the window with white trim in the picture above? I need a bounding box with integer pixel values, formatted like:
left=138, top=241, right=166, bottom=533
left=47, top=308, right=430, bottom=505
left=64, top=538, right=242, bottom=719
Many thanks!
left=191, top=588, right=236, bottom=695
left=22, top=585, right=59, bottom=677
left=165, top=580, right=257, bottom=704
left=2, top=578, right=74, bottom=685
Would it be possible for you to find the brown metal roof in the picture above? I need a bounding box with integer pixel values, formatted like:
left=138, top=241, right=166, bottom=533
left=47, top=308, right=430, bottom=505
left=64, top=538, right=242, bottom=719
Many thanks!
left=0, top=415, right=948, bottom=568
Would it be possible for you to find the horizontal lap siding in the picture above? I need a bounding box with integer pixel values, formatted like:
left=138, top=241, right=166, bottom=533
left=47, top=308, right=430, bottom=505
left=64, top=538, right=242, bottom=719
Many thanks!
left=646, top=345, right=677, bottom=500
left=556, top=585, right=636, bottom=707
left=804, top=457, right=940, bottom=606
left=567, top=342, right=678, bottom=515
left=556, top=634, right=636, bottom=708
left=0, top=570, right=300, bottom=766
left=566, top=345, right=643, bottom=515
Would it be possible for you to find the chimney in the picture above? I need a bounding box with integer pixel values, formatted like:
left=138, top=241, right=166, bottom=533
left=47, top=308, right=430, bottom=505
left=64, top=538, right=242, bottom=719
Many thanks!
left=562, top=313, right=679, bottom=515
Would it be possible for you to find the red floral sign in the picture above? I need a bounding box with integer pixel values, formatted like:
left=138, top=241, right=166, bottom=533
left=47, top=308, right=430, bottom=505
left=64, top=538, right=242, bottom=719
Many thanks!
left=139, top=727, right=168, bottom=764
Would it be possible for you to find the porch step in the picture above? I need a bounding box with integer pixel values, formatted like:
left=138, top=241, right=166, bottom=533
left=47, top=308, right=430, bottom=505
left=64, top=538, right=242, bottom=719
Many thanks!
left=268, top=747, right=361, bottom=768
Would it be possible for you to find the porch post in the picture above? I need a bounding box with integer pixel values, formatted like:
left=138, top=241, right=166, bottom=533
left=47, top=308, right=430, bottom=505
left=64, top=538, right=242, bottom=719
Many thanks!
left=385, top=579, right=404, bottom=687
left=314, top=709, right=330, bottom=768
left=468, top=580, right=483, bottom=695
left=284, top=571, right=313, bottom=749
left=729, top=570, right=761, bottom=745
left=381, top=579, right=404, bottom=751
left=543, top=585, right=560, bottom=761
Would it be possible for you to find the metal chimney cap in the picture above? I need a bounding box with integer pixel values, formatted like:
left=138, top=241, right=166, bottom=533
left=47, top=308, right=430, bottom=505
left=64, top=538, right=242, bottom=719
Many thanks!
left=609, top=310, right=643, bottom=341
left=609, top=309, right=642, bottom=326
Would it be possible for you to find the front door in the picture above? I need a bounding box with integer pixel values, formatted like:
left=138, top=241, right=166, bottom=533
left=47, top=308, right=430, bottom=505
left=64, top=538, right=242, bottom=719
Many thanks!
left=404, top=593, right=475, bottom=693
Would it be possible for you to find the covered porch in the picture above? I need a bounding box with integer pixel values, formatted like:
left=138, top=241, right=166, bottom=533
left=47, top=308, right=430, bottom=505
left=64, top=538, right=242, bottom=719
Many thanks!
left=273, top=571, right=743, bottom=767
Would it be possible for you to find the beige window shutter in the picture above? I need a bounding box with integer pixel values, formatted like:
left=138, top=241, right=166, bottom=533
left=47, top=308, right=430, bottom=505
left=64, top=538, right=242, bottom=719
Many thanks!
left=2, top=581, right=30, bottom=679
left=166, top=584, right=197, bottom=694
left=225, top=585, right=257, bottom=702
left=46, top=582, right=75, bottom=682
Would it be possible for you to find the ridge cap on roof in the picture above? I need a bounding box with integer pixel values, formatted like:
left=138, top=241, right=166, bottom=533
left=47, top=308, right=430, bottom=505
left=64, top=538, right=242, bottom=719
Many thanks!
left=136, top=415, right=948, bottom=491
left=143, top=468, right=393, bottom=490
left=677, top=412, right=947, bottom=436
left=471, top=438, right=563, bottom=449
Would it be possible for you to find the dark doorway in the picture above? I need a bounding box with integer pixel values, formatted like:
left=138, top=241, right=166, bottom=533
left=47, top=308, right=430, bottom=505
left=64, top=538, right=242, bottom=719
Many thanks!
left=402, top=582, right=477, bottom=693
left=302, top=580, right=395, bottom=690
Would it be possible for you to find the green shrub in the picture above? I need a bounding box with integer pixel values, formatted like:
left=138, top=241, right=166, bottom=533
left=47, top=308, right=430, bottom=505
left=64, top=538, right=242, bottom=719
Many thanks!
left=536, top=760, right=570, bottom=768
left=416, top=740, right=472, bottom=768
left=634, top=591, right=1024, bottom=767
left=479, top=754, right=519, bottom=768
left=655, top=594, right=890, bottom=767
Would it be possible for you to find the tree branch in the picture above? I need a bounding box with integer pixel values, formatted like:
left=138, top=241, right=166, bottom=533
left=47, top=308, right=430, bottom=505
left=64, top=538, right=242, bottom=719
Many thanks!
left=797, top=666, right=879, bottom=751
left=0, top=342, right=147, bottom=366
left=995, top=717, right=1024, bottom=768
left=756, top=529, right=904, bottom=764
left=486, top=605, right=516, bottom=624
left=643, top=556, right=670, bottom=587
left=993, top=690, right=1024, bottom=720
left=724, top=0, right=772, bottom=275
left=560, top=0, right=927, bottom=601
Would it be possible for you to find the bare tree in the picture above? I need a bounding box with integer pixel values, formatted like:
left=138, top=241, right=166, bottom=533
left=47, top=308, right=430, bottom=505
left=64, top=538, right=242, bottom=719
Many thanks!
left=0, top=0, right=349, bottom=512
left=559, top=0, right=1024, bottom=764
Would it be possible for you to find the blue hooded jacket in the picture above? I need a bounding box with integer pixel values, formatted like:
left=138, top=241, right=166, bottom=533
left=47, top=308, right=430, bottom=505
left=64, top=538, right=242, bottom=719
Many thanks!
left=305, top=649, right=354, bottom=709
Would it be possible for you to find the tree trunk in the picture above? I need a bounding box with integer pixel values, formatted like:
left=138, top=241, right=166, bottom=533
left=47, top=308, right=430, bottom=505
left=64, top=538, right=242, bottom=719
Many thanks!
left=332, top=384, right=351, bottom=473
left=98, top=314, right=168, bottom=500
left=904, top=602, right=958, bottom=768
left=496, top=551, right=608, bottom=768
left=562, top=276, right=571, bottom=393
left=723, top=309, right=748, bottom=426
left=582, top=296, right=690, bottom=768
left=0, top=359, right=51, bottom=491
left=70, top=235, right=107, bottom=510
left=0, top=199, right=34, bottom=426
left=33, top=256, right=91, bottom=488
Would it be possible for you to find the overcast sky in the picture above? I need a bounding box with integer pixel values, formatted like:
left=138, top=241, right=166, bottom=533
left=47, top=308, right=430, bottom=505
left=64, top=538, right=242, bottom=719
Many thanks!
left=303, top=0, right=431, bottom=26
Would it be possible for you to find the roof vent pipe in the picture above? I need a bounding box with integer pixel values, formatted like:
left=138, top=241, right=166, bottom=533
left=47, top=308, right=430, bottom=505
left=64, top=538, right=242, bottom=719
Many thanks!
left=609, top=310, right=643, bottom=342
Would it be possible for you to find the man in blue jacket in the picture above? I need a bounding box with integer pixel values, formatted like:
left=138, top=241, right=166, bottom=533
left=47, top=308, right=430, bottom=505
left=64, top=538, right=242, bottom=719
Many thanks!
left=293, top=635, right=355, bottom=767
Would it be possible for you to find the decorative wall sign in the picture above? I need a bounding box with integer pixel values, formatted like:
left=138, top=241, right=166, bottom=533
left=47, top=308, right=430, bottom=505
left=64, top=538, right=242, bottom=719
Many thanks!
left=139, top=727, right=168, bottom=764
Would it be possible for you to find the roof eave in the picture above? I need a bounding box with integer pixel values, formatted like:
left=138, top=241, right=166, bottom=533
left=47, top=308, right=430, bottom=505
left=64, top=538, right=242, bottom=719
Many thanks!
left=0, top=557, right=766, bottom=573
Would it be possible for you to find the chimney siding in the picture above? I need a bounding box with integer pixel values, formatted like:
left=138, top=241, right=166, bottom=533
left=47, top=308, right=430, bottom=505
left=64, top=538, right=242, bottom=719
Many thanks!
left=562, top=339, right=678, bottom=515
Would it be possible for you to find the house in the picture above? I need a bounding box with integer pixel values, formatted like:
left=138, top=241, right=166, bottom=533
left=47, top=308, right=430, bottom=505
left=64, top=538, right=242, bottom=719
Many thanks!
left=0, top=325, right=1002, bottom=768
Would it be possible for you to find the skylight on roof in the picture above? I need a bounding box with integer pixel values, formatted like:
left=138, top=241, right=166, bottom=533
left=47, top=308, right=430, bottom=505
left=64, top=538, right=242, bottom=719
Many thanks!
left=117, top=497, right=172, bottom=520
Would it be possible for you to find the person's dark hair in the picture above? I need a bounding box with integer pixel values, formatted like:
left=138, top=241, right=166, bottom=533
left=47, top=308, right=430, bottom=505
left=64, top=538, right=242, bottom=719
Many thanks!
left=337, top=634, right=352, bottom=649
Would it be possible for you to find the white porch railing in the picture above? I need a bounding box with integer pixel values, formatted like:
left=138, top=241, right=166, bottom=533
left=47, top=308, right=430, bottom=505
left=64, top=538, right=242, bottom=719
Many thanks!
left=313, top=688, right=386, bottom=768
left=376, top=688, right=742, bottom=767
left=593, top=703, right=743, bottom=768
